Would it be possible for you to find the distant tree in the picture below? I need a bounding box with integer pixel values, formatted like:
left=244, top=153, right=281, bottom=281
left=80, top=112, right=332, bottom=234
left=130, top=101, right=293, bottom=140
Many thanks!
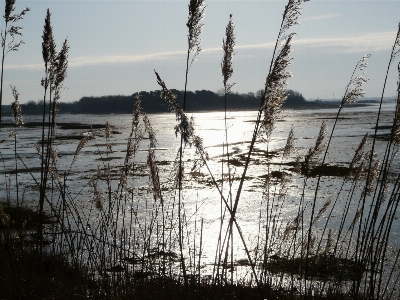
left=24, top=100, right=38, bottom=114
left=247, top=92, right=255, bottom=98
left=13, top=88, right=311, bottom=116
left=284, top=89, right=307, bottom=107
left=256, top=89, right=265, bottom=98
left=216, top=88, right=225, bottom=97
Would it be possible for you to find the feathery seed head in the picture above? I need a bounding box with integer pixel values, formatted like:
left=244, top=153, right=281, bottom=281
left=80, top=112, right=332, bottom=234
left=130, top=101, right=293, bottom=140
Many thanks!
left=340, top=54, right=371, bottom=108
left=362, top=151, right=379, bottom=197
left=125, top=95, right=143, bottom=160
left=4, top=0, right=16, bottom=21
left=155, top=70, right=194, bottom=146
left=261, top=34, right=295, bottom=136
left=187, top=0, right=205, bottom=51
left=89, top=178, right=104, bottom=211
left=221, top=14, right=236, bottom=93
left=34, top=142, right=42, bottom=157
left=193, top=134, right=208, bottom=160
left=73, top=136, right=89, bottom=163
left=283, top=222, right=299, bottom=241
left=391, top=23, right=400, bottom=61
left=280, top=0, right=308, bottom=39
left=304, top=122, right=327, bottom=171
left=52, top=38, right=69, bottom=91
left=349, top=133, right=368, bottom=171
left=313, top=198, right=332, bottom=224
left=144, top=114, right=157, bottom=149
left=10, top=85, right=23, bottom=125
left=147, top=150, right=162, bottom=202
left=42, top=9, right=55, bottom=67
left=259, top=0, right=308, bottom=138
left=283, top=127, right=295, bottom=158
left=49, top=167, right=61, bottom=182
left=314, top=122, right=327, bottom=152
left=3, top=2, right=29, bottom=54
left=349, top=209, right=362, bottom=231
left=50, top=145, right=58, bottom=164
left=187, top=0, right=205, bottom=66
left=8, top=25, right=21, bottom=36
left=4, top=0, right=29, bottom=23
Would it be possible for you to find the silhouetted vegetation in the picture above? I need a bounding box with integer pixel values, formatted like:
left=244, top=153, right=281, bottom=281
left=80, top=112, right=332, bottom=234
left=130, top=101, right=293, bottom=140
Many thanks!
left=2, top=0, right=400, bottom=299
left=0, top=89, right=334, bottom=116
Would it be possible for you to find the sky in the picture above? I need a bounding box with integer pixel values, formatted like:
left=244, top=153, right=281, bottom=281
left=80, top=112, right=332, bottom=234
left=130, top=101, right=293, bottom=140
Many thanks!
left=2, top=0, right=400, bottom=105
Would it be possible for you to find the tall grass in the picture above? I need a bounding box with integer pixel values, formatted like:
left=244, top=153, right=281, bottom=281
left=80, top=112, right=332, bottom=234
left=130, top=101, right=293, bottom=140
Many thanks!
left=1, top=0, right=400, bottom=299
left=0, top=0, right=29, bottom=124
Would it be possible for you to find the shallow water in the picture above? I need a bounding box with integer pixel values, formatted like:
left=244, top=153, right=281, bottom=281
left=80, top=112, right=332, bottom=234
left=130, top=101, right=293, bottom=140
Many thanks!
left=1, top=102, right=399, bottom=286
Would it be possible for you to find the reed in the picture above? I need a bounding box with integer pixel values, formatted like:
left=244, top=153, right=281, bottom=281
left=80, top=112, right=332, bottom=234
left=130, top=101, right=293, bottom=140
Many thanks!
left=0, top=0, right=29, bottom=124
left=220, top=13, right=235, bottom=285
left=2, top=0, right=400, bottom=299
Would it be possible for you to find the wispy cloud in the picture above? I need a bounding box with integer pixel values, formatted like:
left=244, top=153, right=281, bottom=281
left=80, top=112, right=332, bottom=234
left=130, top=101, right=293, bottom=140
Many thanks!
left=293, top=31, right=398, bottom=53
left=5, top=30, right=397, bottom=71
left=5, top=63, right=43, bottom=71
left=206, top=31, right=397, bottom=54
left=69, top=50, right=186, bottom=67
left=4, top=50, right=187, bottom=71
left=301, top=13, right=340, bottom=22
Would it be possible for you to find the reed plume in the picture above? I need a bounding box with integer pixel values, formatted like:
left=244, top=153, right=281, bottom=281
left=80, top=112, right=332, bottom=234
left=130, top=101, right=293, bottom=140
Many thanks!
left=260, top=35, right=293, bottom=136
left=130, top=95, right=143, bottom=149
left=340, top=54, right=370, bottom=110
left=10, top=85, right=22, bottom=126
left=304, top=122, right=327, bottom=172
left=72, top=136, right=88, bottom=164
left=89, top=176, right=104, bottom=211
left=260, top=0, right=308, bottom=136
left=390, top=23, right=400, bottom=61
left=50, top=39, right=69, bottom=102
left=192, top=134, right=208, bottom=161
left=313, top=198, right=332, bottom=225
left=283, top=126, right=295, bottom=158
left=155, top=70, right=194, bottom=146
left=349, top=133, right=369, bottom=172
left=362, top=151, right=380, bottom=197
left=186, top=0, right=205, bottom=68
left=42, top=9, right=55, bottom=74
left=221, top=14, right=235, bottom=95
left=0, top=0, right=29, bottom=124
left=144, top=114, right=162, bottom=202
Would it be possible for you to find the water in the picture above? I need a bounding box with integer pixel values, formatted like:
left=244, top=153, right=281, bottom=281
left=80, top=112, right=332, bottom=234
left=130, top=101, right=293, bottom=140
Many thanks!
left=1, top=102, right=399, bottom=288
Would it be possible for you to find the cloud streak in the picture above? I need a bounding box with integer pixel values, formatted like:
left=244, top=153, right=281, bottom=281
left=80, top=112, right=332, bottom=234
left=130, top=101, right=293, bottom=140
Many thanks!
left=301, top=13, right=340, bottom=22
left=5, top=31, right=397, bottom=71
left=293, top=31, right=398, bottom=53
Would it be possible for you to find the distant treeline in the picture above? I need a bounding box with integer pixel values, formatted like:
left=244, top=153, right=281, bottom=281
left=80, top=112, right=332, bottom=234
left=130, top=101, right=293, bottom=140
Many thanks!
left=2, top=89, right=319, bottom=115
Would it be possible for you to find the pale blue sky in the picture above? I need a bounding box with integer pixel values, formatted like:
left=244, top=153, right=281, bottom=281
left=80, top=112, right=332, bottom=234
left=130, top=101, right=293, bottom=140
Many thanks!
left=2, top=0, right=400, bottom=104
